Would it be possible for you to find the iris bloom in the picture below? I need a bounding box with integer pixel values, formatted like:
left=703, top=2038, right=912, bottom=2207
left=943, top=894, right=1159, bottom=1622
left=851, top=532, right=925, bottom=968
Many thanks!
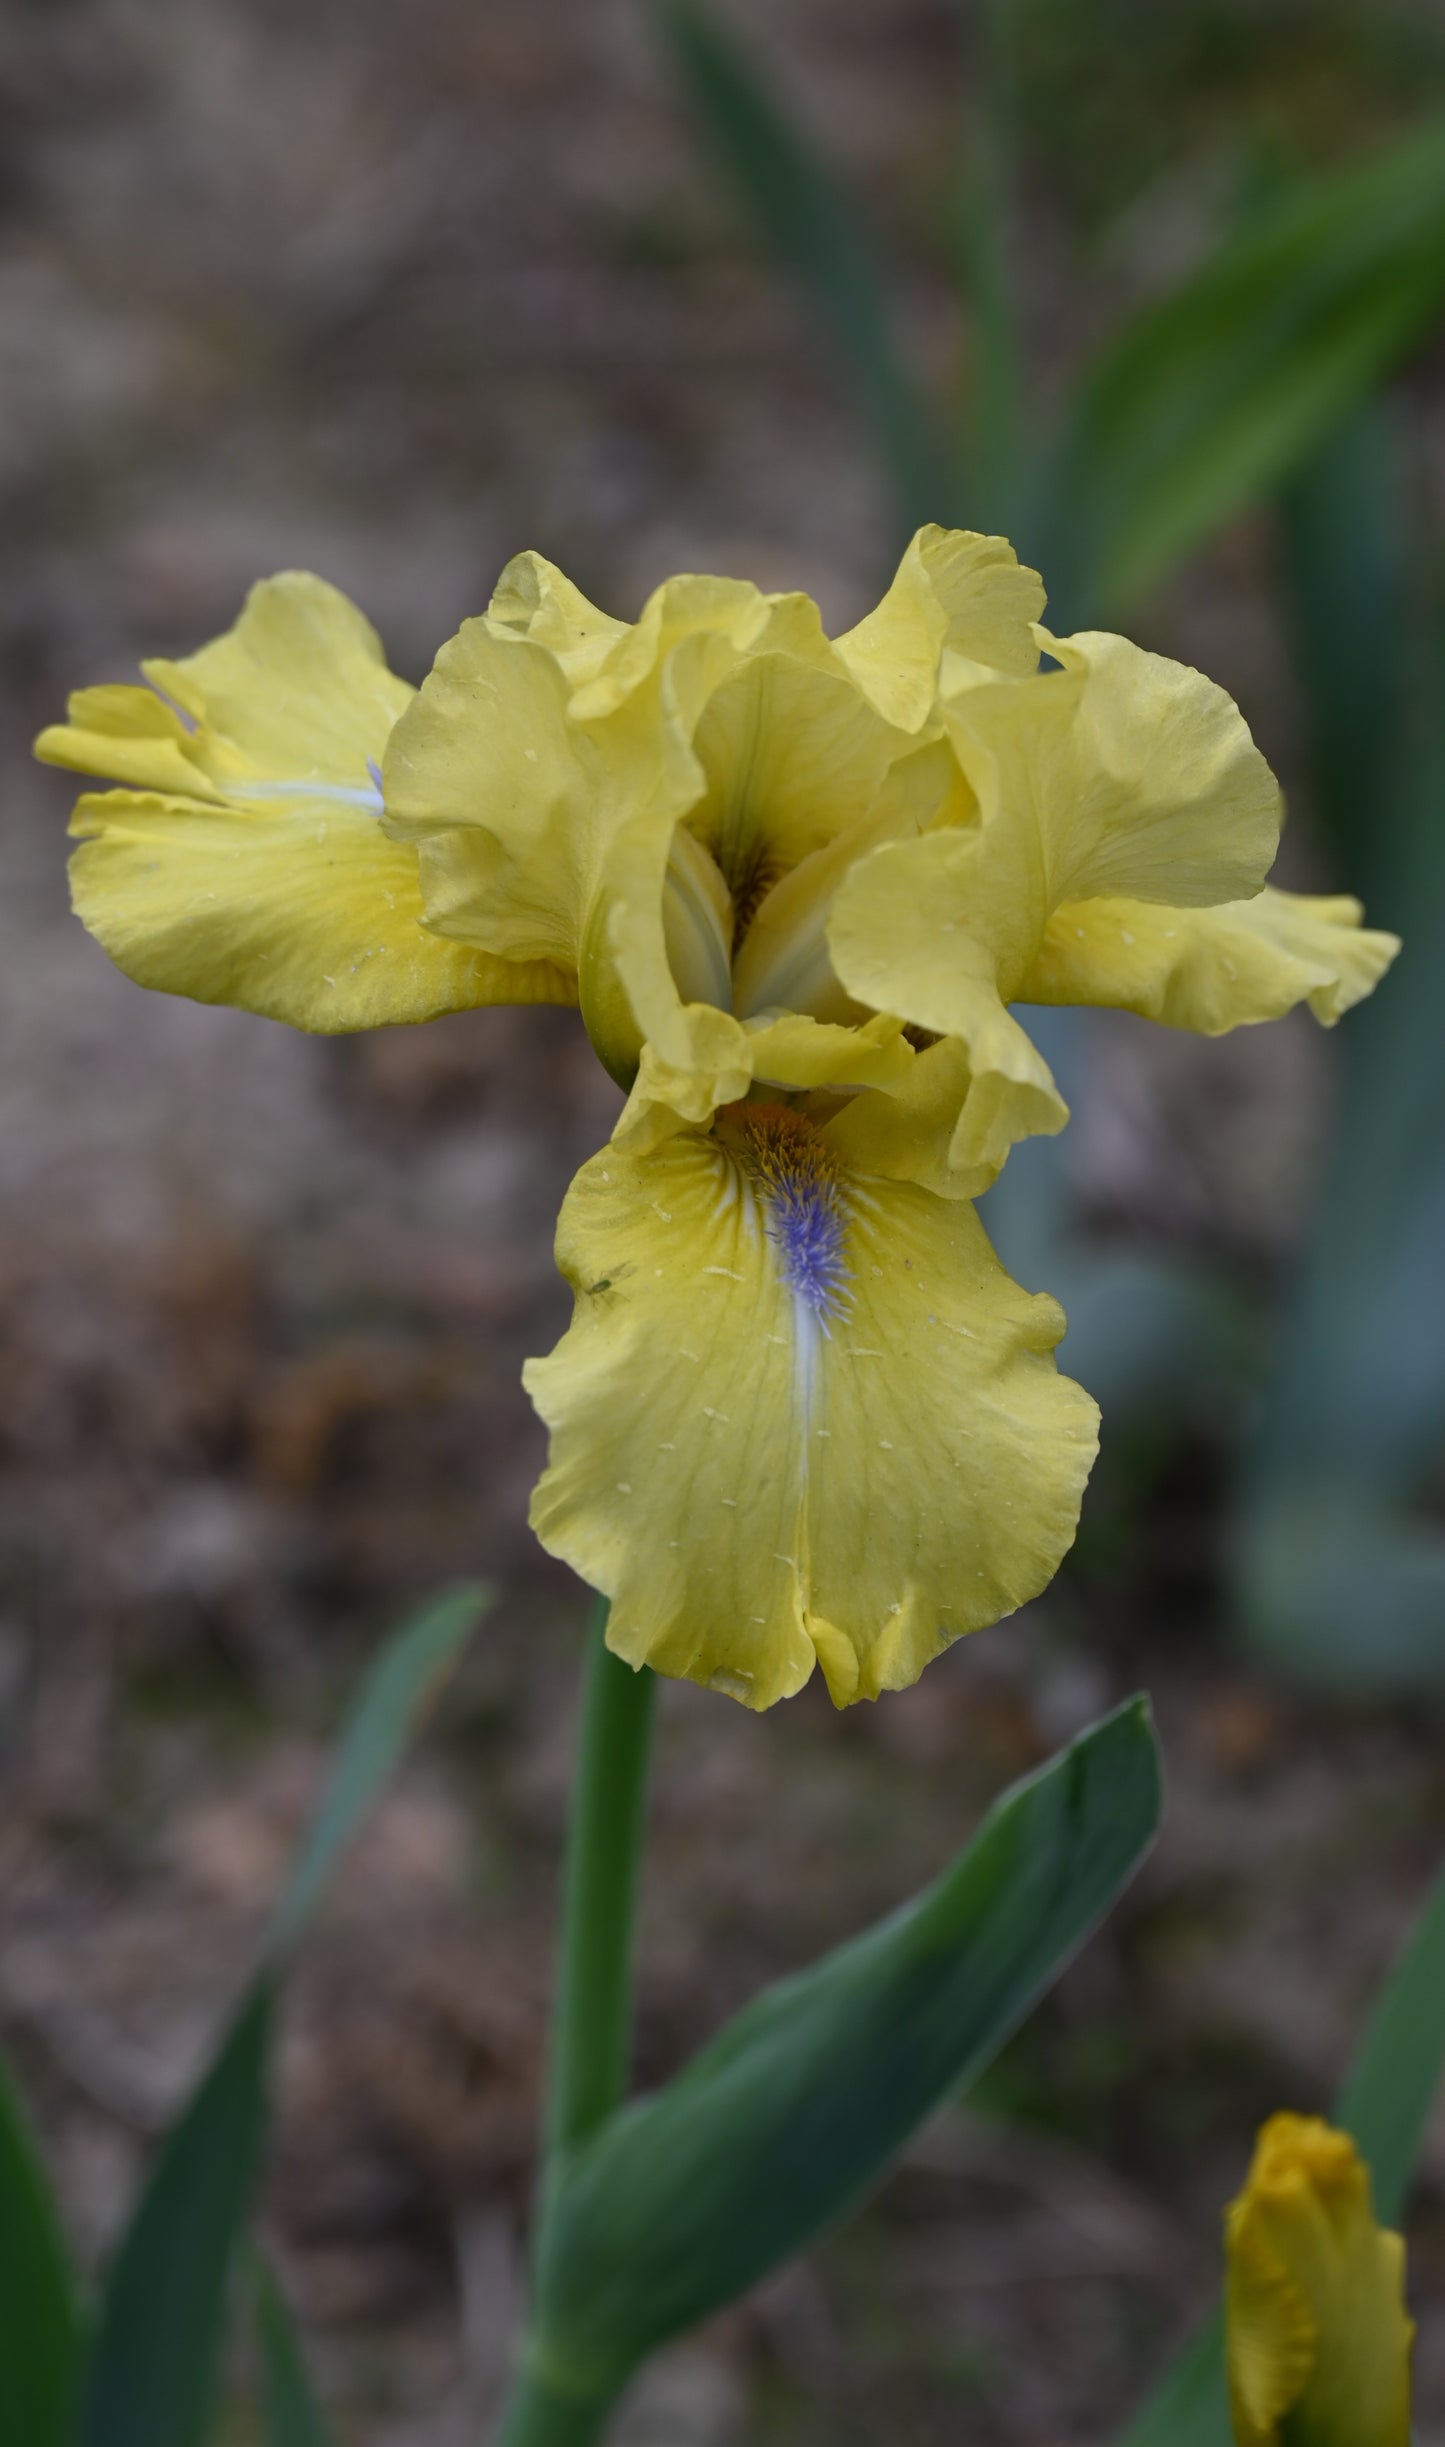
left=1225, top=2115, right=1413, bottom=2447
left=36, top=531, right=1396, bottom=1708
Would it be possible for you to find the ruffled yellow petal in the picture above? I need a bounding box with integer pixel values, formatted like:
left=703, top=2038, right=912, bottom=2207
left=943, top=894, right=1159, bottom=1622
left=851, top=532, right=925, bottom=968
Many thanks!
left=833, top=523, right=1047, bottom=728
left=68, top=789, right=566, bottom=1032
left=568, top=571, right=829, bottom=727
left=39, top=573, right=565, bottom=1030
left=822, top=1036, right=993, bottom=1198
left=1225, top=2116, right=1413, bottom=2447
left=483, top=528, right=1043, bottom=739
left=830, top=630, right=1285, bottom=1173
left=387, top=629, right=709, bottom=1085
left=484, top=549, right=628, bottom=685
left=142, top=572, right=415, bottom=785
left=828, top=826, right=1070, bottom=1180
left=612, top=1010, right=916, bottom=1155
left=685, top=650, right=925, bottom=902
left=1226, top=2205, right=1316, bottom=2447
left=944, top=631, right=1282, bottom=917
left=523, top=1113, right=1098, bottom=1709
left=37, top=572, right=418, bottom=805
left=1023, top=886, right=1400, bottom=1031
left=35, top=685, right=225, bottom=800
left=385, top=623, right=622, bottom=977
left=388, top=577, right=952, bottom=1115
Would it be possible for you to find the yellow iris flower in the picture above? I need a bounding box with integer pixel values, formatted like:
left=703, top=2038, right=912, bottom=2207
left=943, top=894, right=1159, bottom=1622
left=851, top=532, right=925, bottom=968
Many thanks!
left=1225, top=2115, right=1413, bottom=2447
left=35, top=529, right=1395, bottom=1707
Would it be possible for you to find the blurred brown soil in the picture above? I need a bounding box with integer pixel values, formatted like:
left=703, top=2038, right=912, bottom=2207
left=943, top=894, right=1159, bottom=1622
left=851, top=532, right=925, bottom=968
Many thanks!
left=2, top=3, right=1445, bottom=2441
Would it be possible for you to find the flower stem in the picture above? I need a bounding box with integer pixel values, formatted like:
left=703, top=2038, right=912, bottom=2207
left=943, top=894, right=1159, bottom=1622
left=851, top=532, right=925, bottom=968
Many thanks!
left=542, top=1601, right=656, bottom=2191
left=492, top=1601, right=655, bottom=2445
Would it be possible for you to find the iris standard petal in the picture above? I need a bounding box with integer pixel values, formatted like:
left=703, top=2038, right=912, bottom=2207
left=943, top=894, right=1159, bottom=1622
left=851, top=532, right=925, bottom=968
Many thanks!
left=68, top=789, right=568, bottom=1032
left=484, top=549, right=629, bottom=684
left=523, top=1112, right=1098, bottom=1710
left=833, top=523, right=1047, bottom=728
left=1225, top=2116, right=1413, bottom=2447
left=1024, top=886, right=1400, bottom=1030
left=947, top=630, right=1282, bottom=914
left=385, top=619, right=704, bottom=1078
left=383, top=623, right=604, bottom=975
left=831, top=629, right=1292, bottom=1176
left=567, top=571, right=827, bottom=727
left=685, top=650, right=925, bottom=906
left=596, top=687, right=956, bottom=1130
left=828, top=826, right=1070, bottom=1180
left=611, top=1011, right=915, bottom=1156
left=823, top=1037, right=996, bottom=1199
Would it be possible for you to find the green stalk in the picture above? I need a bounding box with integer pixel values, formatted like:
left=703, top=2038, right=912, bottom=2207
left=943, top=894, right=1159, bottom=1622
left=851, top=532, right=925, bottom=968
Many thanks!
left=493, top=1602, right=656, bottom=2446
left=542, top=1604, right=657, bottom=2185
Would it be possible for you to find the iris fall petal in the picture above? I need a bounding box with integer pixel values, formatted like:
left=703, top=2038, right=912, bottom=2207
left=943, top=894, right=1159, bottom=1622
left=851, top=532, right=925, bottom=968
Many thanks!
left=523, top=1113, right=1098, bottom=1709
left=39, top=573, right=567, bottom=1030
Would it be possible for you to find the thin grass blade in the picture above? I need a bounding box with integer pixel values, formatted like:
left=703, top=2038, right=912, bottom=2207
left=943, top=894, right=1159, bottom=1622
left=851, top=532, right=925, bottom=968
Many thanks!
left=1046, top=115, right=1445, bottom=613
left=1238, top=416, right=1445, bottom=1686
left=76, top=1980, right=274, bottom=2447
left=270, top=1581, right=488, bottom=1956
left=657, top=0, right=951, bottom=532
left=1337, top=1854, right=1445, bottom=2224
left=75, top=1585, right=486, bottom=2447
left=251, top=2250, right=332, bottom=2447
left=0, top=2049, right=82, bottom=2447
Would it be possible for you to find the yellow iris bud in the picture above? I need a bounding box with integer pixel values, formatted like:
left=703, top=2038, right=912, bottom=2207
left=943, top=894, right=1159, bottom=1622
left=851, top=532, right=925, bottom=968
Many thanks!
left=1225, top=2115, right=1413, bottom=2447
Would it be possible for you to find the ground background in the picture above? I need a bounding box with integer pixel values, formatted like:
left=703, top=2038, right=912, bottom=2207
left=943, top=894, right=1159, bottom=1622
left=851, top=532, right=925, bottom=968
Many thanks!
left=3, top=2, right=1445, bottom=2439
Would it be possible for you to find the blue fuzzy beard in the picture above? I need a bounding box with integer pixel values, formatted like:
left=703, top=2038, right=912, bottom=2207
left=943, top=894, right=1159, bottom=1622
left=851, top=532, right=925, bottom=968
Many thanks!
left=735, top=1104, right=852, bottom=1329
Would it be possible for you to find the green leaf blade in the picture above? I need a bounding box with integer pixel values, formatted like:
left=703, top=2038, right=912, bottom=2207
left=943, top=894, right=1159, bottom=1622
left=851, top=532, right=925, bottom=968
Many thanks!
left=657, top=0, right=950, bottom=533
left=530, top=1697, right=1161, bottom=2399
left=270, top=1582, right=488, bottom=1956
left=1116, top=2314, right=1228, bottom=2447
left=251, top=2252, right=332, bottom=2447
left=1049, top=116, right=1445, bottom=615
left=74, top=1585, right=485, bottom=2447
left=0, top=2051, right=82, bottom=2447
left=1337, top=1854, right=1445, bottom=2226
left=77, top=1980, right=274, bottom=2447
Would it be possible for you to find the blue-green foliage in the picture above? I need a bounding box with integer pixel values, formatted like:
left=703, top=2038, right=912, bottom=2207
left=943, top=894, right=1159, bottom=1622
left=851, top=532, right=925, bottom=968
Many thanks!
left=251, top=2250, right=334, bottom=2447
left=657, top=0, right=951, bottom=531
left=523, top=1700, right=1161, bottom=2405
left=1236, top=403, right=1445, bottom=1688
left=0, top=2049, right=82, bottom=2447
left=0, top=1586, right=486, bottom=2447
